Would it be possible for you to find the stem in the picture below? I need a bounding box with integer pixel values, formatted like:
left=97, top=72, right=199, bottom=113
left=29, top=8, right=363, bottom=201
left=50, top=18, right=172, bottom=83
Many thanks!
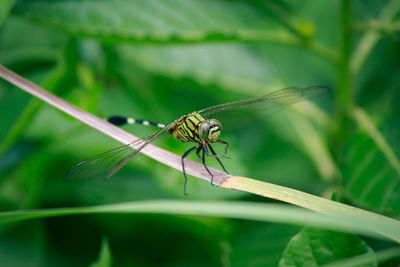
left=338, top=0, right=352, bottom=112
left=306, top=40, right=339, bottom=64
left=353, top=20, right=400, bottom=34
left=335, top=0, right=352, bottom=144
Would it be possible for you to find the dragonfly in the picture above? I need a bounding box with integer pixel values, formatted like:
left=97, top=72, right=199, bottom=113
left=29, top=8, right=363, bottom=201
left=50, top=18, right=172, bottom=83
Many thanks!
left=65, top=86, right=330, bottom=194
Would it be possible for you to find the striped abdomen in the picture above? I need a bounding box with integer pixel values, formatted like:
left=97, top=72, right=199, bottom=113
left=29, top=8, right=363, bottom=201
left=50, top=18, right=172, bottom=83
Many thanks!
left=108, top=115, right=166, bottom=128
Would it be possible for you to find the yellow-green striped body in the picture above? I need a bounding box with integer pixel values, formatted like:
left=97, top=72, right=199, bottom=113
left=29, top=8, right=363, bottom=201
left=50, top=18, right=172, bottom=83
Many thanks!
left=169, top=112, right=206, bottom=143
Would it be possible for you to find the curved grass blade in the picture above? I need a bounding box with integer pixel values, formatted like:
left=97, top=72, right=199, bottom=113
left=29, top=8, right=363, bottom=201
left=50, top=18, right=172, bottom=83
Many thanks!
left=198, top=86, right=331, bottom=118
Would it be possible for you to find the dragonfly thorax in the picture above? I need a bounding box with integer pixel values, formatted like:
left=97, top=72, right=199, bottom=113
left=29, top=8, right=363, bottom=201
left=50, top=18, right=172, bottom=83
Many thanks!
left=169, top=112, right=221, bottom=144
left=199, top=119, right=221, bottom=142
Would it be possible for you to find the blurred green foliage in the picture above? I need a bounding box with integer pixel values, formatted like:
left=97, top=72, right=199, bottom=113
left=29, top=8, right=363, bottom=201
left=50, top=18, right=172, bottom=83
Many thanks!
left=0, top=0, right=400, bottom=266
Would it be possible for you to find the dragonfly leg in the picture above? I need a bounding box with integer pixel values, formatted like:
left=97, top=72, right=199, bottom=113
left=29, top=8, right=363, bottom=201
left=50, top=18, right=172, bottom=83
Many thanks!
left=204, top=144, right=230, bottom=159
left=202, top=144, right=214, bottom=185
left=217, top=140, right=230, bottom=154
left=181, top=146, right=197, bottom=195
left=207, top=143, right=229, bottom=174
left=195, top=145, right=202, bottom=161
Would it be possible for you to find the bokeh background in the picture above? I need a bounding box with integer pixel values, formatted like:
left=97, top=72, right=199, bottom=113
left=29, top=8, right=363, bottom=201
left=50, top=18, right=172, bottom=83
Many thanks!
left=1, top=0, right=400, bottom=266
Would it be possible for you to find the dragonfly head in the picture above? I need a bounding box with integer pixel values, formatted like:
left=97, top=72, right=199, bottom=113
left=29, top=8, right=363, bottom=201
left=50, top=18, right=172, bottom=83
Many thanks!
left=199, top=119, right=221, bottom=142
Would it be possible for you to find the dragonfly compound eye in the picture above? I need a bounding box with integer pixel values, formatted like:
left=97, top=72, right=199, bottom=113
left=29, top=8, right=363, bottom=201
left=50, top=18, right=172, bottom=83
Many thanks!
left=208, top=119, right=221, bottom=142
left=199, top=121, right=211, bottom=141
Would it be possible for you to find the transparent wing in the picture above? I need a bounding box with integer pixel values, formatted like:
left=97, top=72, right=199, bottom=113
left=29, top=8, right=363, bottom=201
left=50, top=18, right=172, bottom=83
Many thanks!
left=64, top=127, right=169, bottom=181
left=198, top=86, right=330, bottom=118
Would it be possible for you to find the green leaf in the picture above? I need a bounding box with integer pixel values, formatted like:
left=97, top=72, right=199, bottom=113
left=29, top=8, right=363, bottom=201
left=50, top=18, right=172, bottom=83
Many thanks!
left=114, top=43, right=334, bottom=107
left=279, top=227, right=377, bottom=267
left=342, top=132, right=400, bottom=215
left=341, top=107, right=400, bottom=215
left=14, top=0, right=298, bottom=43
left=90, top=238, right=112, bottom=267
left=0, top=0, right=16, bottom=26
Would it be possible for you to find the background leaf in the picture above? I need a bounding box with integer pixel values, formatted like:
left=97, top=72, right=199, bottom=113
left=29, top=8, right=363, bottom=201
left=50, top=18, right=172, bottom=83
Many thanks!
left=280, top=227, right=377, bottom=267
left=341, top=108, right=400, bottom=215
left=341, top=132, right=400, bottom=215
left=14, top=0, right=295, bottom=43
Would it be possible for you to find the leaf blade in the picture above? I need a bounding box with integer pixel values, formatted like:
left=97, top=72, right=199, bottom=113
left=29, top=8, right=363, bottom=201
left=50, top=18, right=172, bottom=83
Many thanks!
left=279, top=227, right=377, bottom=267
left=0, top=200, right=399, bottom=243
left=13, top=0, right=303, bottom=44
